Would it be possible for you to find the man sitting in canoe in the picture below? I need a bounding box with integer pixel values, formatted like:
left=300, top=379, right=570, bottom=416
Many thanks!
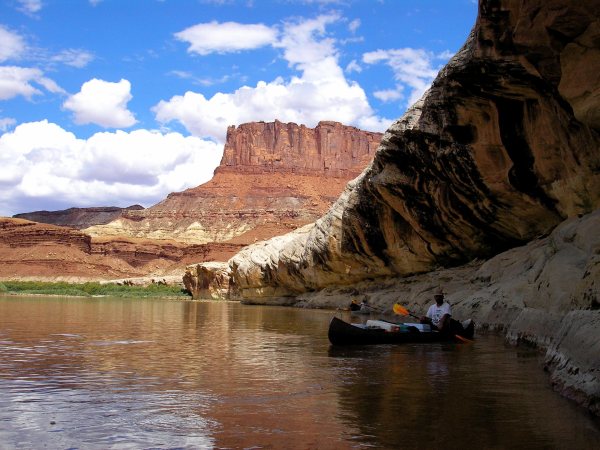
left=420, top=287, right=466, bottom=335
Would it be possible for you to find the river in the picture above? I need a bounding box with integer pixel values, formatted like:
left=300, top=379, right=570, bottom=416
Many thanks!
left=0, top=296, right=598, bottom=449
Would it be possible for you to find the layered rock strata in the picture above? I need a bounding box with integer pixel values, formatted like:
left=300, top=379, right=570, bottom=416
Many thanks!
left=0, top=218, right=242, bottom=280
left=14, top=205, right=144, bottom=229
left=85, top=121, right=382, bottom=245
left=230, top=0, right=600, bottom=299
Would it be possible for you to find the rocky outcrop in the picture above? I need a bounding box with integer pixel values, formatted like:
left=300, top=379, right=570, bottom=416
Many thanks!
left=219, top=120, right=381, bottom=177
left=14, top=205, right=144, bottom=229
left=85, top=121, right=382, bottom=245
left=183, top=262, right=231, bottom=299
left=230, top=0, right=600, bottom=299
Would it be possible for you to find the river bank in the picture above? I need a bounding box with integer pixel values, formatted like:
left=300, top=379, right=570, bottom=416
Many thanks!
left=0, top=280, right=191, bottom=299
left=235, top=210, right=599, bottom=417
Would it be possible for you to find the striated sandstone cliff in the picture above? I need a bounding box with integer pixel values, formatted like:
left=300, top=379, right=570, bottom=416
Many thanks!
left=85, top=121, right=381, bottom=245
left=220, top=0, right=600, bottom=416
left=219, top=120, right=380, bottom=177
left=229, top=0, right=600, bottom=299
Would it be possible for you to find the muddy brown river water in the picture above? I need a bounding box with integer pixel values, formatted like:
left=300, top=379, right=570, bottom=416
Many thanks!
left=0, top=296, right=599, bottom=449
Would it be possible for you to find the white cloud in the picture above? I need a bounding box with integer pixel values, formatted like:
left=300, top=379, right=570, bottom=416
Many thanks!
left=168, top=70, right=231, bottom=87
left=348, top=19, right=360, bottom=33
left=63, top=78, right=137, bottom=128
left=345, top=59, right=361, bottom=73
left=51, top=49, right=94, bottom=68
left=175, top=21, right=278, bottom=55
left=0, top=66, right=64, bottom=100
left=0, top=26, right=26, bottom=62
left=0, top=117, right=16, bottom=131
left=0, top=121, right=223, bottom=216
left=373, top=88, right=404, bottom=102
left=155, top=15, right=391, bottom=142
left=363, top=48, right=452, bottom=106
left=17, top=0, right=42, bottom=14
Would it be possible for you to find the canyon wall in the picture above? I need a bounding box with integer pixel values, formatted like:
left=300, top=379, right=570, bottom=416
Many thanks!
left=219, top=0, right=600, bottom=416
left=3, top=121, right=381, bottom=280
left=84, top=121, right=382, bottom=246
left=218, top=120, right=380, bottom=177
left=230, top=0, right=600, bottom=299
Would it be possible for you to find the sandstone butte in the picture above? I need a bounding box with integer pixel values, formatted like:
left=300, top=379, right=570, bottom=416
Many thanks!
left=0, top=120, right=382, bottom=281
left=184, top=0, right=600, bottom=415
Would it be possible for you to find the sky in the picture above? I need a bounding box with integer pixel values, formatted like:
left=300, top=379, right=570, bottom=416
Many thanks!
left=0, top=0, right=477, bottom=217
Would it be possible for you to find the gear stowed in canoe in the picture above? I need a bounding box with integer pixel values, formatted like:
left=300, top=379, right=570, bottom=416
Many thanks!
left=327, top=317, right=475, bottom=346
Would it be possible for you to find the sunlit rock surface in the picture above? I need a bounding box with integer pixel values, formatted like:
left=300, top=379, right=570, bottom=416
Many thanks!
left=230, top=0, right=600, bottom=299
left=227, top=0, right=600, bottom=416
left=84, top=120, right=382, bottom=246
left=183, top=262, right=231, bottom=300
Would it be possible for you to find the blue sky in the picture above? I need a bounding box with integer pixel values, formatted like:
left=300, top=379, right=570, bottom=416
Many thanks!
left=0, top=0, right=477, bottom=216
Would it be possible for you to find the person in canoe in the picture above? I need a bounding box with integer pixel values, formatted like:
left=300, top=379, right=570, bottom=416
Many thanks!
left=420, top=287, right=468, bottom=335
left=359, top=297, right=370, bottom=312
left=349, top=299, right=361, bottom=311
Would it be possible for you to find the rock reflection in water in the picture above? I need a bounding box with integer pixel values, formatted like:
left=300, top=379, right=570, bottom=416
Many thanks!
left=0, top=297, right=598, bottom=449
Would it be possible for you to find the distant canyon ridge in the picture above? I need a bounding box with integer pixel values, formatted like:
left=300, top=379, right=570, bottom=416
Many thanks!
left=1, top=120, right=382, bottom=280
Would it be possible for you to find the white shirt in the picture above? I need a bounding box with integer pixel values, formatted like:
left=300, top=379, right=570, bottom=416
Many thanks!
left=426, top=302, right=451, bottom=327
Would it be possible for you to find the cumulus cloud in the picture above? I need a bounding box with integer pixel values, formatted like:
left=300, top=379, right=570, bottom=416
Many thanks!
left=363, top=48, right=451, bottom=106
left=0, top=26, right=26, bottom=62
left=175, top=21, right=278, bottom=55
left=0, top=121, right=223, bottom=216
left=155, top=15, right=392, bottom=142
left=63, top=78, right=137, bottom=128
left=0, top=66, right=64, bottom=100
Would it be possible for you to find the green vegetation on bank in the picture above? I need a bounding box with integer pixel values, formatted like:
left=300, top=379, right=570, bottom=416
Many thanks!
left=0, top=281, right=191, bottom=298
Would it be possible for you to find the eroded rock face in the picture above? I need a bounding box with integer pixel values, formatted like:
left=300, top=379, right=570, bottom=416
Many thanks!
left=183, top=262, right=231, bottom=300
left=219, top=120, right=381, bottom=177
left=84, top=121, right=382, bottom=245
left=230, top=0, right=600, bottom=299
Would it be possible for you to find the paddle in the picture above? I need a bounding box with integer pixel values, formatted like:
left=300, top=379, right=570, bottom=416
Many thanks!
left=392, top=303, right=473, bottom=343
left=392, top=303, right=421, bottom=320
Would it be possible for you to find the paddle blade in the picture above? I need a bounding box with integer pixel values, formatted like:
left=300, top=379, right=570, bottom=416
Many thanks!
left=393, top=303, right=409, bottom=316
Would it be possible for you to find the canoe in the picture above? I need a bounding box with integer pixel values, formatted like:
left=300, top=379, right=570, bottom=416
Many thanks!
left=328, top=317, right=474, bottom=346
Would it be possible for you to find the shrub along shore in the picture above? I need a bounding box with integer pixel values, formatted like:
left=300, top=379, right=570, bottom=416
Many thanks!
left=0, top=281, right=192, bottom=298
